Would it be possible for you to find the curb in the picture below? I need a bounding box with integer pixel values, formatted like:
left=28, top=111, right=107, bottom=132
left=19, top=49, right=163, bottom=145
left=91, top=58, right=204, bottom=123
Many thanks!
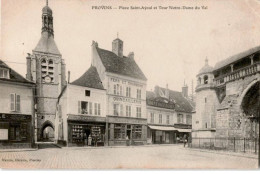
left=183, top=147, right=258, bottom=159
left=0, top=148, right=38, bottom=153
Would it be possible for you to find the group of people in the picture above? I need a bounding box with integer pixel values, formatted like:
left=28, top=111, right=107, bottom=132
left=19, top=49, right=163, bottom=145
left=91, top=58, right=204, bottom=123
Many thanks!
left=176, top=135, right=189, bottom=147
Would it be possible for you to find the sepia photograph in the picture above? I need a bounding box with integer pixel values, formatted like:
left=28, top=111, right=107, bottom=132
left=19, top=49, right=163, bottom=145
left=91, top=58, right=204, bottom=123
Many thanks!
left=0, top=0, right=260, bottom=170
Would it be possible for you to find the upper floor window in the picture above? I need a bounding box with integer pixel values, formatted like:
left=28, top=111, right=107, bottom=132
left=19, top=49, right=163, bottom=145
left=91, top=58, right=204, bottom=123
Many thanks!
left=114, top=84, right=122, bottom=96
left=204, top=75, right=208, bottom=84
left=136, top=107, right=141, bottom=118
left=78, top=101, right=101, bottom=116
left=166, top=115, right=170, bottom=124
left=137, top=89, right=141, bottom=99
left=10, top=93, right=20, bottom=112
left=150, top=113, right=154, bottom=123
left=186, top=115, right=192, bottom=125
left=114, top=103, right=123, bottom=116
left=41, top=59, right=54, bottom=83
left=126, top=87, right=131, bottom=97
left=0, top=68, right=9, bottom=79
left=159, top=114, right=162, bottom=124
left=126, top=105, right=131, bottom=117
left=85, top=90, right=91, bottom=96
left=177, top=114, right=184, bottom=124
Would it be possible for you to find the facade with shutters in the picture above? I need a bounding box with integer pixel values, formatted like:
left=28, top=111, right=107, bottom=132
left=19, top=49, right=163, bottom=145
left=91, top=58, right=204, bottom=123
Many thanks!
left=0, top=60, right=35, bottom=148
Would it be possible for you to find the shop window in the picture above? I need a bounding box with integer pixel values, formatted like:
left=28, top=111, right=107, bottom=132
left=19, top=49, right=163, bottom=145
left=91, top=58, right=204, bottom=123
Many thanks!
left=85, top=90, right=91, bottom=96
left=10, top=93, right=20, bottom=112
left=114, top=124, right=126, bottom=139
left=150, top=113, right=154, bottom=123
left=126, top=87, right=131, bottom=97
left=166, top=115, right=170, bottom=124
left=126, top=105, right=131, bottom=117
left=132, top=125, right=142, bottom=139
left=159, top=114, right=162, bottom=124
left=136, top=107, right=141, bottom=118
left=10, top=125, right=20, bottom=141
left=0, top=68, right=9, bottom=79
left=177, top=114, right=184, bottom=123
left=136, top=89, right=141, bottom=99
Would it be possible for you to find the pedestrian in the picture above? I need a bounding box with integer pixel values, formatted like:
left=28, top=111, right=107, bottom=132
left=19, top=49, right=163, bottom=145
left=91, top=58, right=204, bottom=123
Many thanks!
left=183, top=135, right=187, bottom=148
left=88, top=135, right=92, bottom=146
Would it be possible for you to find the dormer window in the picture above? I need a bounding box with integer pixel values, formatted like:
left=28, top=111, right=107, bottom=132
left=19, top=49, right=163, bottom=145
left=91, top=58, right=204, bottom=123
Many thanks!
left=0, top=68, right=10, bottom=79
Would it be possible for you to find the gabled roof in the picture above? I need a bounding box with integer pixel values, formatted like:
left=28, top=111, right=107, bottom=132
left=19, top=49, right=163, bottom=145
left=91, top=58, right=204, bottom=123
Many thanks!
left=214, top=45, right=260, bottom=71
left=96, top=47, right=147, bottom=81
left=71, top=66, right=104, bottom=90
left=0, top=60, right=34, bottom=85
left=146, top=87, right=194, bottom=113
left=33, top=34, right=61, bottom=55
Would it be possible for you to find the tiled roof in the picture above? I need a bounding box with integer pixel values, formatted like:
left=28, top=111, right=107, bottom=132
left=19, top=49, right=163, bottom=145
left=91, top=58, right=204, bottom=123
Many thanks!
left=0, top=60, right=34, bottom=85
left=96, top=47, right=147, bottom=81
left=198, top=64, right=214, bottom=75
left=34, top=34, right=61, bottom=55
left=71, top=66, right=104, bottom=90
left=214, top=45, right=260, bottom=71
left=146, top=87, right=194, bottom=113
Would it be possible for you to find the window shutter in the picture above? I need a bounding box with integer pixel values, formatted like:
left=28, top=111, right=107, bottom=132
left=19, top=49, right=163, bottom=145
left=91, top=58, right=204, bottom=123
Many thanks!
left=98, top=103, right=101, bottom=116
left=89, top=102, right=92, bottom=115
left=10, top=93, right=15, bottom=111
left=16, top=95, right=20, bottom=112
left=120, top=104, right=123, bottom=116
left=78, top=101, right=81, bottom=114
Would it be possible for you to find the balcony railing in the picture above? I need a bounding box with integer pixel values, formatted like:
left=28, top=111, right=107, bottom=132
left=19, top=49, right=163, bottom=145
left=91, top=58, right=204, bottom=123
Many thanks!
left=214, top=62, right=260, bottom=86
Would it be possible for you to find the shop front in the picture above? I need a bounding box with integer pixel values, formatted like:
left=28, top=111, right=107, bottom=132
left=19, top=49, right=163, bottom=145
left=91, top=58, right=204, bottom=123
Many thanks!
left=174, top=124, right=192, bottom=143
left=148, top=125, right=177, bottom=144
left=0, top=114, right=33, bottom=149
left=67, top=115, right=106, bottom=147
left=107, top=116, right=147, bottom=146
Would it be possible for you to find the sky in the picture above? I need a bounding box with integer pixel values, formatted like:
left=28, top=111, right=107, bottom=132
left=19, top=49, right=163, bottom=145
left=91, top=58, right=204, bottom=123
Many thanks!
left=2, top=0, right=260, bottom=94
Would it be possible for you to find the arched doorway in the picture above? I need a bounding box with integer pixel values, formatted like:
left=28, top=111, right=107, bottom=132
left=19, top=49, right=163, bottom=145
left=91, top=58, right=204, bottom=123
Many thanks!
left=40, top=121, right=55, bottom=142
left=241, top=81, right=259, bottom=138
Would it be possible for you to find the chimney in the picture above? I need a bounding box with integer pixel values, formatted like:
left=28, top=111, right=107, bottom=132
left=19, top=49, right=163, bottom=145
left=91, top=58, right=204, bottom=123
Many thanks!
left=165, top=84, right=169, bottom=99
left=128, top=52, right=134, bottom=59
left=154, top=85, right=160, bottom=98
left=182, top=81, right=188, bottom=98
left=26, top=53, right=32, bottom=81
left=112, top=38, right=123, bottom=57
left=68, top=71, right=70, bottom=84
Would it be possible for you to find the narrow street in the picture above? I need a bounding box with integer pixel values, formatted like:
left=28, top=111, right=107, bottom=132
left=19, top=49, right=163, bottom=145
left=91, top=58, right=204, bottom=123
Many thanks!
left=0, top=145, right=258, bottom=169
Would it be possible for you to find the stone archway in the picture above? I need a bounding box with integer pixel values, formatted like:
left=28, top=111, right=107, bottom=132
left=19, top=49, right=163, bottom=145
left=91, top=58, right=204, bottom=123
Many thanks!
left=40, top=120, right=55, bottom=142
left=240, top=80, right=259, bottom=138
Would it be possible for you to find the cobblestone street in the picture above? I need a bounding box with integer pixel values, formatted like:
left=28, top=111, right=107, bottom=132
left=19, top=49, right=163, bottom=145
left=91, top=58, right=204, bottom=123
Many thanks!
left=0, top=145, right=258, bottom=169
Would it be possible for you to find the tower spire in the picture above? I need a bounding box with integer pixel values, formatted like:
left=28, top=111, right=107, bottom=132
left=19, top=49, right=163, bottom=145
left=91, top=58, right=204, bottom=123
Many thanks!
left=42, top=1, right=53, bottom=37
left=205, top=57, right=208, bottom=65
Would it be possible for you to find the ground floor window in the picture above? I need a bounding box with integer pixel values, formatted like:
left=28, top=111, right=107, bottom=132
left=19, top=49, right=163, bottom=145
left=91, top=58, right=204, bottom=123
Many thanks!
left=132, top=125, right=142, bottom=139
left=114, top=124, right=126, bottom=139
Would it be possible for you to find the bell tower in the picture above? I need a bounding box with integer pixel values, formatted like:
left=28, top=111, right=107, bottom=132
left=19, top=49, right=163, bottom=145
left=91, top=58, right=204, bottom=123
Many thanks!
left=26, top=0, right=66, bottom=142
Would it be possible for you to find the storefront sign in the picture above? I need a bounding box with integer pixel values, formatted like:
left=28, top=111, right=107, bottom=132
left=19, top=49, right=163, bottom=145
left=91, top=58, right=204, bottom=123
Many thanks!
left=68, top=115, right=106, bottom=123
left=110, top=77, right=143, bottom=87
left=0, top=114, right=31, bottom=121
left=113, top=96, right=141, bottom=104
left=147, top=99, right=175, bottom=110
left=107, top=116, right=147, bottom=125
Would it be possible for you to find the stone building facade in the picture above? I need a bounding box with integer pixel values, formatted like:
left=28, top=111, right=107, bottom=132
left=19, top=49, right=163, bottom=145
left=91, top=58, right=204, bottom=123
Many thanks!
left=193, top=47, right=260, bottom=140
left=91, top=38, right=148, bottom=146
left=26, top=4, right=66, bottom=141
left=146, top=86, right=193, bottom=144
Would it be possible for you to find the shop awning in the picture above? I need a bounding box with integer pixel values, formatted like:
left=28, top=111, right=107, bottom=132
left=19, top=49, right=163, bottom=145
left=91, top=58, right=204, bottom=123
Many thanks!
left=177, top=129, right=192, bottom=133
left=148, top=125, right=177, bottom=131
